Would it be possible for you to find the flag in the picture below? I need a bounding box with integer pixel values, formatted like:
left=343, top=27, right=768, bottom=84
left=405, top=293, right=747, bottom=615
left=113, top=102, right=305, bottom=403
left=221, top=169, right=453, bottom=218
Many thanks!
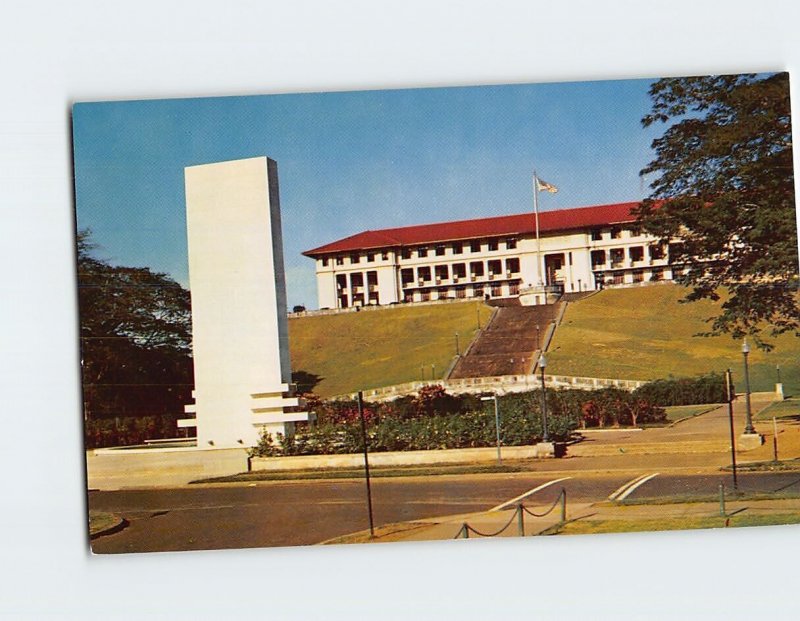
left=535, top=176, right=558, bottom=193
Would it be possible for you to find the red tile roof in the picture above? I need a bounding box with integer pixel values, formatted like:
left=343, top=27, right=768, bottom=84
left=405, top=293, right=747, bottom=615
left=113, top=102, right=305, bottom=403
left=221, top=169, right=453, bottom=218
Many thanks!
left=303, top=201, right=641, bottom=256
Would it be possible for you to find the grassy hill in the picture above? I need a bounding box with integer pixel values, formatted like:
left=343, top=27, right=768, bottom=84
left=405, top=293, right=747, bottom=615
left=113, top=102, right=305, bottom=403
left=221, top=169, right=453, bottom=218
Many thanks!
left=547, top=284, right=800, bottom=395
left=289, top=302, right=493, bottom=397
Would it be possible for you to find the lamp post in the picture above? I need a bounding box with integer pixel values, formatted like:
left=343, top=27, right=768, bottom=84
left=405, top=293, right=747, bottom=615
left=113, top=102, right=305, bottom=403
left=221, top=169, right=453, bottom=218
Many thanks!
left=481, top=395, right=502, bottom=464
left=538, top=353, right=549, bottom=442
left=535, top=324, right=541, bottom=350
left=455, top=332, right=460, bottom=356
left=742, top=339, right=756, bottom=434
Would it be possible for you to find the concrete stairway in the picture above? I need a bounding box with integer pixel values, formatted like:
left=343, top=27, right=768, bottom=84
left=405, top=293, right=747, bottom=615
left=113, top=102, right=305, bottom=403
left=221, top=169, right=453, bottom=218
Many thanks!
left=448, top=303, right=561, bottom=378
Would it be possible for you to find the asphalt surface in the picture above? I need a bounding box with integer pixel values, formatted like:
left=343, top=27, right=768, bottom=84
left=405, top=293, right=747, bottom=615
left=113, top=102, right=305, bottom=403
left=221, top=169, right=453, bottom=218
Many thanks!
left=87, top=469, right=800, bottom=553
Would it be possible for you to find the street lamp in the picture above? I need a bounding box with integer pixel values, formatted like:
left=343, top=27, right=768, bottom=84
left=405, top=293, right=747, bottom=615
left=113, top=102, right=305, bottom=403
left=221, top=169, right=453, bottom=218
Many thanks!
left=538, top=353, right=549, bottom=442
left=742, top=339, right=756, bottom=434
left=536, top=324, right=541, bottom=350
left=481, top=395, right=502, bottom=464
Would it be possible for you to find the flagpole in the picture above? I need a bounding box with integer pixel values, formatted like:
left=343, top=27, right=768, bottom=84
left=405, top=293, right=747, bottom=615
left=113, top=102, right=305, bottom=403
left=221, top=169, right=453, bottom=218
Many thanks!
left=533, top=171, right=542, bottom=286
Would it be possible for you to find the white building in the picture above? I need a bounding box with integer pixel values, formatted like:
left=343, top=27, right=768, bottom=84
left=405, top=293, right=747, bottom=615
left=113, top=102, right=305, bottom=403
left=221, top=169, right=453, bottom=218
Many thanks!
left=303, top=201, right=682, bottom=309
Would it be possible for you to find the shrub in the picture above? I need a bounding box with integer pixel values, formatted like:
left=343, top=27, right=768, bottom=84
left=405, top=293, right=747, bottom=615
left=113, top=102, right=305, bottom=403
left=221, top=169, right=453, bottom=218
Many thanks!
left=634, top=373, right=728, bottom=406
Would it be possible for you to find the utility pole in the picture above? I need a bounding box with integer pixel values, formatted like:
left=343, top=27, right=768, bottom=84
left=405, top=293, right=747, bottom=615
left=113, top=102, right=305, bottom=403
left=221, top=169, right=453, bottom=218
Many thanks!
left=357, top=391, right=375, bottom=537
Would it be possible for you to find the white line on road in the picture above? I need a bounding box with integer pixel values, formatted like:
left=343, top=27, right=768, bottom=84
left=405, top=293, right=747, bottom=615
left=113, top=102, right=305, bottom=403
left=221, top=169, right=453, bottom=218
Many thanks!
left=616, top=472, right=660, bottom=501
left=608, top=473, right=649, bottom=500
left=489, top=477, right=572, bottom=512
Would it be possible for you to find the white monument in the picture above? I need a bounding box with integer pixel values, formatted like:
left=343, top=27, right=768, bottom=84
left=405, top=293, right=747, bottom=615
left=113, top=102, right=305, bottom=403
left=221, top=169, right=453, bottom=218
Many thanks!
left=178, top=156, right=308, bottom=448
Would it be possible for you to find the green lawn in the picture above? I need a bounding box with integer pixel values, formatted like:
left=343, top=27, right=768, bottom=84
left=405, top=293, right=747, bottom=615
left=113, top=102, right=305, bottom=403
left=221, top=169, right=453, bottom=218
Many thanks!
left=547, top=284, right=800, bottom=395
left=289, top=302, right=493, bottom=397
left=756, top=398, right=800, bottom=420
left=558, top=513, right=800, bottom=535
left=664, top=404, right=720, bottom=422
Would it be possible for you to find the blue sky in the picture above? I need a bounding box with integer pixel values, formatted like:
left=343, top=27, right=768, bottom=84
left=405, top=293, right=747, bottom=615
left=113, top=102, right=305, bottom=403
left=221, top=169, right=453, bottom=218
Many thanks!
left=73, top=77, right=664, bottom=309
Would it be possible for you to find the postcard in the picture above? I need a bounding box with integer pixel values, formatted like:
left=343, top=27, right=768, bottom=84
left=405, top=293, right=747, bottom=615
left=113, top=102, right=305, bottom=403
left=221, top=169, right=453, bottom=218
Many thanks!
left=73, top=72, right=799, bottom=553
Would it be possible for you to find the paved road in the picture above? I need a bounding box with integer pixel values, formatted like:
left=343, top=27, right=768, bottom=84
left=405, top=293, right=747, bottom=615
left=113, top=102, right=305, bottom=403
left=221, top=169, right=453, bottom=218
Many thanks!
left=88, top=469, right=799, bottom=553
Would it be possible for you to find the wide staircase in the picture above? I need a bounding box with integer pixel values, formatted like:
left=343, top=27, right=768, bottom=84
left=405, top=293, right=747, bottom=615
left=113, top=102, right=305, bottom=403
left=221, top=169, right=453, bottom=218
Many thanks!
left=448, top=302, right=561, bottom=378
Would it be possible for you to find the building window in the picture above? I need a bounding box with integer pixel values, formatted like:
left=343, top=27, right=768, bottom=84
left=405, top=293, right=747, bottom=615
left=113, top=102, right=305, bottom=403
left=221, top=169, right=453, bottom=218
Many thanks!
left=629, top=246, right=644, bottom=263
left=470, top=240, right=481, bottom=253
left=350, top=272, right=364, bottom=289
left=610, top=227, right=622, bottom=239
left=632, top=270, right=644, bottom=283
left=321, top=257, right=329, bottom=267
left=506, top=238, right=517, bottom=250
left=381, top=251, right=389, bottom=261
left=505, top=257, right=520, bottom=274
left=335, top=255, right=344, bottom=265
left=612, top=272, right=624, bottom=285
left=401, top=248, right=412, bottom=260
left=610, top=248, right=625, bottom=268
left=435, top=265, right=449, bottom=282
left=336, top=274, right=347, bottom=290
left=417, top=247, right=428, bottom=258
left=400, top=268, right=414, bottom=286
left=404, top=291, right=414, bottom=303
left=452, top=263, right=466, bottom=280
left=455, top=286, right=466, bottom=299
left=629, top=226, right=642, bottom=237
left=668, top=242, right=685, bottom=261
left=417, top=266, right=431, bottom=283
left=650, top=268, right=663, bottom=281
left=487, top=239, right=498, bottom=252
left=487, top=259, right=502, bottom=278
left=350, top=253, right=360, bottom=264
left=452, top=242, right=463, bottom=254
left=509, top=282, right=520, bottom=296
left=435, top=245, right=445, bottom=256
left=420, top=291, right=430, bottom=302
left=367, top=271, right=378, bottom=291
left=366, top=252, right=375, bottom=263
left=473, top=285, right=484, bottom=298
left=591, top=229, right=603, bottom=241
left=469, top=261, right=484, bottom=279
left=491, top=285, right=502, bottom=297
left=437, top=288, right=448, bottom=300
left=591, top=249, right=606, bottom=268
left=649, top=244, right=664, bottom=260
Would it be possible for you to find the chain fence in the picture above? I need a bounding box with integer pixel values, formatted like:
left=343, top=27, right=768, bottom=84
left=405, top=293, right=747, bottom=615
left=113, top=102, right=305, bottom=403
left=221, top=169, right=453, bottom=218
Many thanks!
left=454, top=488, right=567, bottom=539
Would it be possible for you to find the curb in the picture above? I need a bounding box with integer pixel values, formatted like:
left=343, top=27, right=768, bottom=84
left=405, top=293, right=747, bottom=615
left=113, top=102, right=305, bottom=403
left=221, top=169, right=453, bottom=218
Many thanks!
left=89, top=515, right=128, bottom=540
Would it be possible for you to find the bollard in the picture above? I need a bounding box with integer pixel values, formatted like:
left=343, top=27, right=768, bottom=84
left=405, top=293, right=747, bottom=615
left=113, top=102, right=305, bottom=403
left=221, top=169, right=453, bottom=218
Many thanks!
left=719, top=483, right=726, bottom=517
left=560, top=489, right=567, bottom=523
left=517, top=503, right=525, bottom=537
left=461, top=523, right=469, bottom=539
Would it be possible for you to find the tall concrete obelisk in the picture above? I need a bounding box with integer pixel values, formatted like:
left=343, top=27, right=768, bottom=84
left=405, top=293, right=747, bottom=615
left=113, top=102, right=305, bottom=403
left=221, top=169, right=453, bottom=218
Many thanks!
left=178, top=157, right=308, bottom=448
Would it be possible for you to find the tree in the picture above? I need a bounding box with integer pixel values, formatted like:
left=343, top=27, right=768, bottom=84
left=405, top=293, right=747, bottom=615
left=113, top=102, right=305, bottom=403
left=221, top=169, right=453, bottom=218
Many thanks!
left=77, top=230, right=193, bottom=444
left=636, top=72, right=797, bottom=348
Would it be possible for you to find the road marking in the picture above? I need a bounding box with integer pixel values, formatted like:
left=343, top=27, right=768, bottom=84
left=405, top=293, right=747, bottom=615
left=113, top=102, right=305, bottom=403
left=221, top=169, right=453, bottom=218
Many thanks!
left=608, top=473, right=650, bottom=500
left=616, top=472, right=660, bottom=501
left=489, top=477, right=572, bottom=512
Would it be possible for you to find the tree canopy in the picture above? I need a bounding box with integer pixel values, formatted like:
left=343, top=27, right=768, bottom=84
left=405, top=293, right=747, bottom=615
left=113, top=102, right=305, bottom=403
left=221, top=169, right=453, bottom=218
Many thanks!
left=635, top=72, right=797, bottom=348
left=77, top=231, right=193, bottom=445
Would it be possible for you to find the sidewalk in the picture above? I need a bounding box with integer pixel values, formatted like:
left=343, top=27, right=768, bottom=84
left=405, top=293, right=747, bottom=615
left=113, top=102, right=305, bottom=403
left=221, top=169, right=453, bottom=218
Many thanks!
left=328, top=496, right=800, bottom=545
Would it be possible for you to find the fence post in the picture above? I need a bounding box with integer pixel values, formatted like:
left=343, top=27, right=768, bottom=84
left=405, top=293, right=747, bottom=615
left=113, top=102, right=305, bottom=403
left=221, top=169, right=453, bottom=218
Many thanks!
left=719, top=483, right=726, bottom=517
left=560, top=489, right=567, bottom=524
left=517, top=503, right=525, bottom=537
